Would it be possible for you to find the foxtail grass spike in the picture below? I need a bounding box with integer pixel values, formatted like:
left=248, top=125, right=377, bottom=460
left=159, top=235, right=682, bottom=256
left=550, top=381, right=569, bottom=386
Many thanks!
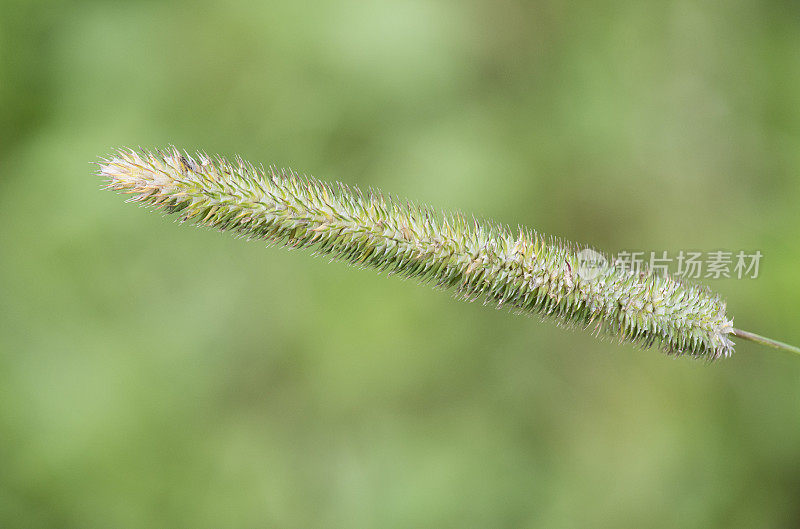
left=97, top=146, right=798, bottom=360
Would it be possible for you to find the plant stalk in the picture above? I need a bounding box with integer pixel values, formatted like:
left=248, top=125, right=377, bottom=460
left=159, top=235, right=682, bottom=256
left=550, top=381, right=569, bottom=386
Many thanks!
left=733, top=328, right=800, bottom=356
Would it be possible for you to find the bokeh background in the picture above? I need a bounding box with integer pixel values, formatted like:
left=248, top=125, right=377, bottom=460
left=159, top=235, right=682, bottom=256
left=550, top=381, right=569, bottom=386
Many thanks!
left=2, top=0, right=799, bottom=527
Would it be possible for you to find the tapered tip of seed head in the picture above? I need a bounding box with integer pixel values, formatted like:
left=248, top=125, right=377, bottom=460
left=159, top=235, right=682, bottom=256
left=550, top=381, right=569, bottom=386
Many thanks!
left=98, top=148, right=183, bottom=195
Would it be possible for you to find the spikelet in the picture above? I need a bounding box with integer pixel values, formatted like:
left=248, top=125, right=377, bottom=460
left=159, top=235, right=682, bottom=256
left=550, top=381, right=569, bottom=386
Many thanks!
left=98, top=146, right=777, bottom=360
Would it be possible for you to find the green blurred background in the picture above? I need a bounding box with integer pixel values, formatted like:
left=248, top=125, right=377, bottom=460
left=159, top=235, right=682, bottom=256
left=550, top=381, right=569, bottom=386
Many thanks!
left=1, top=0, right=799, bottom=527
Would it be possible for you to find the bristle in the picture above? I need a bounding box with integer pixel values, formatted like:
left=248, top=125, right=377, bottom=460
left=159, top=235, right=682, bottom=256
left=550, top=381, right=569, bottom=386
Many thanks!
left=99, top=147, right=737, bottom=360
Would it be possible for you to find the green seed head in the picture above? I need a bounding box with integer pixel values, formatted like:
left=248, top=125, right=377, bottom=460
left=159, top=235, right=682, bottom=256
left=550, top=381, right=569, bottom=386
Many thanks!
left=99, top=147, right=736, bottom=359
